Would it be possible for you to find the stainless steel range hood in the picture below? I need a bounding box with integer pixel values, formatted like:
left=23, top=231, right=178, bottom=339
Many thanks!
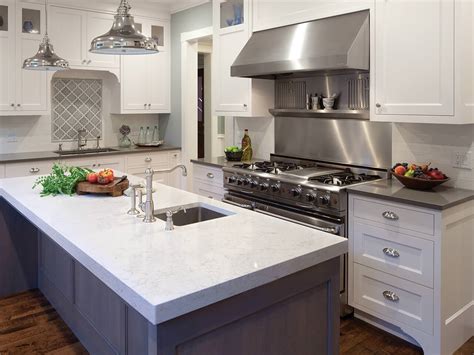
left=231, top=10, right=369, bottom=79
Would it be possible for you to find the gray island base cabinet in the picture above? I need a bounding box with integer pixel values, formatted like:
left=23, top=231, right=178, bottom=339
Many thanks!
left=0, top=198, right=340, bottom=355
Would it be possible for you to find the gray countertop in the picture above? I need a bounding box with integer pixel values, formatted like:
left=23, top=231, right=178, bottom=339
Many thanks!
left=191, top=156, right=260, bottom=169
left=0, top=145, right=181, bottom=164
left=347, top=179, right=474, bottom=210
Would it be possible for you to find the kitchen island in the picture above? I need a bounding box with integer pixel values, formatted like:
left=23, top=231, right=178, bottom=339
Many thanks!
left=0, top=174, right=347, bottom=355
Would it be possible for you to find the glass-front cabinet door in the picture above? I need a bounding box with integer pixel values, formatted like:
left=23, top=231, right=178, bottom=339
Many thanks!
left=0, top=1, right=15, bottom=112
left=219, top=0, right=244, bottom=29
left=15, top=2, right=48, bottom=113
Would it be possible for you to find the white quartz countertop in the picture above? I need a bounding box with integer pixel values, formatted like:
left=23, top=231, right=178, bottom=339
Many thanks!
left=0, top=174, right=347, bottom=325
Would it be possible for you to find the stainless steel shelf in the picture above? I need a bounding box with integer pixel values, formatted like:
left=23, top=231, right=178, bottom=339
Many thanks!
left=269, top=108, right=370, bottom=120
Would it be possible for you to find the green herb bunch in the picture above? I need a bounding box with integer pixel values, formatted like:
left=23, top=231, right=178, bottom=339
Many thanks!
left=33, top=163, right=92, bottom=196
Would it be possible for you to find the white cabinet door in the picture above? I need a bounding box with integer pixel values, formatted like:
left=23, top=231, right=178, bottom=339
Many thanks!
left=86, top=12, right=118, bottom=69
left=49, top=6, right=87, bottom=67
left=374, top=0, right=454, bottom=117
left=0, top=0, right=15, bottom=112
left=16, top=2, right=47, bottom=113
left=214, top=25, right=250, bottom=113
left=148, top=51, right=170, bottom=112
left=121, top=55, right=149, bottom=111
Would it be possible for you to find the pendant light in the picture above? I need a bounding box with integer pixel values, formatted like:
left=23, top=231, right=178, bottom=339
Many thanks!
left=89, top=0, right=158, bottom=55
left=23, top=0, right=69, bottom=71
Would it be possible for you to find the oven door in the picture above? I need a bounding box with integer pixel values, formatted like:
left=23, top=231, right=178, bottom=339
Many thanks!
left=223, top=193, right=343, bottom=236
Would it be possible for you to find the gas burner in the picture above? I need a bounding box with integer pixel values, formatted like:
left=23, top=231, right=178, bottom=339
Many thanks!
left=310, top=169, right=381, bottom=186
left=233, top=161, right=312, bottom=174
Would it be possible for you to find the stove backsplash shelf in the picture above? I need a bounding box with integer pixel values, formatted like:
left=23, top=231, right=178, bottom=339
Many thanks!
left=273, top=72, right=369, bottom=120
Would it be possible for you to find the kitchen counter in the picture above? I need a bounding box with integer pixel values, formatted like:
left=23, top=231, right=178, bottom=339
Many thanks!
left=347, top=178, right=474, bottom=210
left=0, top=174, right=347, bottom=325
left=0, top=144, right=181, bottom=164
left=191, top=156, right=260, bottom=169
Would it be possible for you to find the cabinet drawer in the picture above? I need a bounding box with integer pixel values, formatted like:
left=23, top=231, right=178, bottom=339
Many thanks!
left=5, top=160, right=56, bottom=178
left=194, top=180, right=224, bottom=201
left=353, top=196, right=435, bottom=236
left=353, top=264, right=433, bottom=334
left=126, top=152, right=168, bottom=169
left=193, top=165, right=223, bottom=187
left=353, top=222, right=434, bottom=287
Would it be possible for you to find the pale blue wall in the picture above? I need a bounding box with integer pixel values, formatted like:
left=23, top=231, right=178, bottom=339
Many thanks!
left=160, top=2, right=213, bottom=146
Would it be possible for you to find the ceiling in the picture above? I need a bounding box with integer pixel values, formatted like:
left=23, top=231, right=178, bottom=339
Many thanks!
left=98, top=0, right=209, bottom=13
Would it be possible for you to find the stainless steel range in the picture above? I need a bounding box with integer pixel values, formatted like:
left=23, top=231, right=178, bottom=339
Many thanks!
left=222, top=119, right=392, bottom=317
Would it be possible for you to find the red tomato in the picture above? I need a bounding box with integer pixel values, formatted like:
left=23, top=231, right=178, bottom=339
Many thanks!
left=86, top=172, right=98, bottom=184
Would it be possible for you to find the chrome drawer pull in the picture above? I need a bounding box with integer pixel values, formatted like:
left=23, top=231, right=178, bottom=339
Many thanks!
left=382, top=247, right=400, bottom=258
left=29, top=168, right=40, bottom=173
left=382, top=290, right=399, bottom=302
left=382, top=211, right=399, bottom=220
left=207, top=173, right=214, bottom=179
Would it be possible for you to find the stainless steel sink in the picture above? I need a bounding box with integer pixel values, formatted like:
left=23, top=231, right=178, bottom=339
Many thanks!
left=54, top=148, right=119, bottom=156
left=154, top=203, right=232, bottom=226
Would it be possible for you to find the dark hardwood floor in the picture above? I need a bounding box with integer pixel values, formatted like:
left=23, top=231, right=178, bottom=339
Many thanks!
left=0, top=290, right=473, bottom=354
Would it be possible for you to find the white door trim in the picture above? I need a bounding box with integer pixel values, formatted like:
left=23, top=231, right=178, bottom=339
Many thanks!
left=181, top=26, right=213, bottom=192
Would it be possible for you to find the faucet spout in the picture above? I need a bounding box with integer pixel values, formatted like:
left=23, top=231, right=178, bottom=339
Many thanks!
left=142, top=165, right=188, bottom=223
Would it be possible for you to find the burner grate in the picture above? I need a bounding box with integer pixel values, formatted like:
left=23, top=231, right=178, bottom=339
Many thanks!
left=311, top=170, right=381, bottom=186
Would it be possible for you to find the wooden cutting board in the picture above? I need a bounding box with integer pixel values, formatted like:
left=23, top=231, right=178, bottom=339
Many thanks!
left=76, top=178, right=129, bottom=197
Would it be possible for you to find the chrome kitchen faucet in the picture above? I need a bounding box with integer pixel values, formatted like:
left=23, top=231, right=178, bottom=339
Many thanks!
left=143, top=165, right=188, bottom=223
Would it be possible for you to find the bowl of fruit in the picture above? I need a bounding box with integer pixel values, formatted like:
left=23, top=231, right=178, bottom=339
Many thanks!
left=224, top=146, right=243, bottom=161
left=392, top=162, right=449, bottom=190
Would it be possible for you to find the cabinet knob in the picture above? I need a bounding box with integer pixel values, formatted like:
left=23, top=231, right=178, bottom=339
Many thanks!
left=207, top=173, right=214, bottom=179
left=375, top=103, right=382, bottom=108
left=145, top=157, right=152, bottom=162
left=148, top=104, right=151, bottom=108
left=82, top=59, right=87, bottom=64
left=87, top=60, right=92, bottom=64
left=10, top=103, right=15, bottom=107
left=382, top=290, right=399, bottom=302
left=243, top=104, right=248, bottom=108
left=17, top=104, right=21, bottom=107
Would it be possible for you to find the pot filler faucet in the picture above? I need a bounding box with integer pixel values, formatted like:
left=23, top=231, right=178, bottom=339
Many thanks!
left=142, top=165, right=188, bottom=223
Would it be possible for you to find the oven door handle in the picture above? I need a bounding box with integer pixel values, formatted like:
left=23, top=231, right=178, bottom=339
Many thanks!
left=255, top=209, right=340, bottom=235
left=222, top=199, right=256, bottom=210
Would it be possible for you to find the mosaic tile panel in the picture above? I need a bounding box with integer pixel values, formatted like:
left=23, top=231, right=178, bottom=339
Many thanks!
left=51, top=79, right=103, bottom=142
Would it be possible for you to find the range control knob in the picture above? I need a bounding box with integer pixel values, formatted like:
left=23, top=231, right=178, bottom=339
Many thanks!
left=271, top=183, right=280, bottom=192
left=228, top=176, right=237, bottom=184
left=305, top=193, right=316, bottom=202
left=319, top=194, right=331, bottom=206
left=237, top=178, right=244, bottom=185
left=242, top=178, right=250, bottom=186
left=259, top=183, right=269, bottom=191
left=291, top=187, right=302, bottom=197
left=250, top=180, right=259, bottom=188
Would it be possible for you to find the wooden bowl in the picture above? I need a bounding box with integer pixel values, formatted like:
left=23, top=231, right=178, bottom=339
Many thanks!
left=225, top=151, right=243, bottom=161
left=392, top=171, right=449, bottom=190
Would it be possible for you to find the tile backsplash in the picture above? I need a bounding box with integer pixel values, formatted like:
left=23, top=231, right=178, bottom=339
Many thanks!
left=51, top=78, right=103, bottom=141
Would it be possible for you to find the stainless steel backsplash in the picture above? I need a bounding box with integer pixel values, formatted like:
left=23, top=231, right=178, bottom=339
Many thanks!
left=275, top=117, right=392, bottom=170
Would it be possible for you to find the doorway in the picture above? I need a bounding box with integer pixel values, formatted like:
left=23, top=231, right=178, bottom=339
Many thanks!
left=198, top=60, right=204, bottom=158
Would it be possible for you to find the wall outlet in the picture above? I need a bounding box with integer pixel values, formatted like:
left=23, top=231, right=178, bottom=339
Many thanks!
left=6, top=131, right=17, bottom=143
left=452, top=150, right=472, bottom=170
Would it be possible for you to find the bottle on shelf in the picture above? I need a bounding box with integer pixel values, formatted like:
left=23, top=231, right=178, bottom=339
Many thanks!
left=138, top=127, right=145, bottom=144
left=152, top=126, right=159, bottom=143
left=145, top=126, right=152, bottom=144
left=241, top=129, right=253, bottom=161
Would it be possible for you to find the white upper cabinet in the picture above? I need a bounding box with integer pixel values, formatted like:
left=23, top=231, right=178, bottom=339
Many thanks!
left=212, top=0, right=274, bottom=117
left=0, top=0, right=48, bottom=116
left=49, top=6, right=119, bottom=72
left=252, top=0, right=372, bottom=32
left=373, top=0, right=454, bottom=118
left=113, top=18, right=170, bottom=114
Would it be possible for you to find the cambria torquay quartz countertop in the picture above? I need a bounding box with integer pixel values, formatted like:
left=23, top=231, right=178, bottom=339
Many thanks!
left=0, top=174, right=347, bottom=324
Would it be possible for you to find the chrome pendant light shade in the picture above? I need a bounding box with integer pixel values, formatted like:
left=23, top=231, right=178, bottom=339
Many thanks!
left=23, top=35, right=69, bottom=71
left=90, top=0, right=159, bottom=55
left=23, top=0, right=69, bottom=71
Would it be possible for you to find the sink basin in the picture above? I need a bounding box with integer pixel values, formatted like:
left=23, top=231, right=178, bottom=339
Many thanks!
left=54, top=148, right=119, bottom=156
left=154, top=203, right=233, bottom=226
